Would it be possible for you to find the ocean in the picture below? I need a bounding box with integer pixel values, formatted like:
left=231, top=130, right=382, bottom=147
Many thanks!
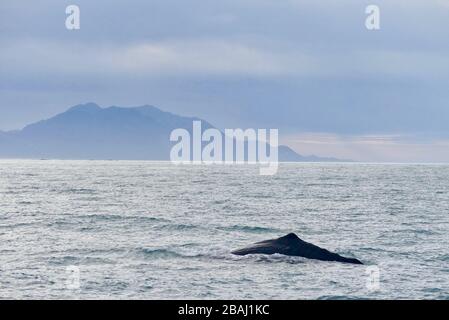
left=0, top=160, right=448, bottom=299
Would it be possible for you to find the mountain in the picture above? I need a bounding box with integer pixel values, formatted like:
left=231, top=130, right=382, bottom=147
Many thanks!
left=278, top=145, right=343, bottom=162
left=0, top=103, right=345, bottom=162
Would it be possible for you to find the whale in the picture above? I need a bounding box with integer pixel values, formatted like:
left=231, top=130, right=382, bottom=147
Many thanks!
left=231, top=233, right=363, bottom=264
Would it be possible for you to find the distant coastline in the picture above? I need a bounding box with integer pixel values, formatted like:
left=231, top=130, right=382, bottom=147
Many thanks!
left=0, top=103, right=348, bottom=162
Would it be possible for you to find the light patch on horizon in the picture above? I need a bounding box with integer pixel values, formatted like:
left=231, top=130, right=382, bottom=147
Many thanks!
left=282, top=133, right=449, bottom=163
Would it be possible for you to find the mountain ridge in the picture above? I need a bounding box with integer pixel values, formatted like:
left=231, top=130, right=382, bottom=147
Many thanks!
left=0, top=103, right=346, bottom=162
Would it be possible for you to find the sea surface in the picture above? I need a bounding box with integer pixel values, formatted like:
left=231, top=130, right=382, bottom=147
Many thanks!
left=0, top=160, right=448, bottom=299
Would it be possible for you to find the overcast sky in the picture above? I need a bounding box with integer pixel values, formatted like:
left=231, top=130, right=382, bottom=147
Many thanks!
left=1, top=0, right=449, bottom=161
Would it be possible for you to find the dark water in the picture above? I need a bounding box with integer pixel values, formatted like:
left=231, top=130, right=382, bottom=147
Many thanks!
left=1, top=160, right=448, bottom=299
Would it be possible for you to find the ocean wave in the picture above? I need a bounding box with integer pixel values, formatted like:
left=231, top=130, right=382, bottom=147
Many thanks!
left=437, top=254, right=449, bottom=262
left=317, top=295, right=361, bottom=300
left=138, top=248, right=184, bottom=259
left=47, top=255, right=115, bottom=266
left=71, top=214, right=168, bottom=223
left=0, top=222, right=36, bottom=229
left=136, top=247, right=308, bottom=264
left=245, top=253, right=307, bottom=265
left=157, top=223, right=202, bottom=231
left=393, top=228, right=438, bottom=236
left=60, top=188, right=98, bottom=194
left=137, top=247, right=231, bottom=260
left=217, top=225, right=281, bottom=233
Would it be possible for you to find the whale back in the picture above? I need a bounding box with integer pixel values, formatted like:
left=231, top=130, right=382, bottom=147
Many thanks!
left=231, top=233, right=363, bottom=264
left=231, top=233, right=304, bottom=256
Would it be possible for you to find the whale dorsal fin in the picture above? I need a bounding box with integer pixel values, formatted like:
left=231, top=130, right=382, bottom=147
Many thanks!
left=279, top=233, right=300, bottom=241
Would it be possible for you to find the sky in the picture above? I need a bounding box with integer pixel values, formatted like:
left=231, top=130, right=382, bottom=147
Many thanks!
left=1, top=0, right=449, bottom=162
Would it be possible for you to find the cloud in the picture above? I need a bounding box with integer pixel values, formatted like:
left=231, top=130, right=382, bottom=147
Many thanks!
left=3, top=38, right=449, bottom=81
left=0, top=39, right=314, bottom=78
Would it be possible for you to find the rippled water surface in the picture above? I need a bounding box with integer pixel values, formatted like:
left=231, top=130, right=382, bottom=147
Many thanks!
left=1, top=160, right=448, bottom=299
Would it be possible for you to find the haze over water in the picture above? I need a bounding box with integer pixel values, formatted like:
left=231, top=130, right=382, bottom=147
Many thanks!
left=1, top=160, right=448, bottom=299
